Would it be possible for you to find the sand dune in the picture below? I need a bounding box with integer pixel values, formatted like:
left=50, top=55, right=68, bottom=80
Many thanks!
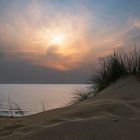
left=0, top=76, right=140, bottom=140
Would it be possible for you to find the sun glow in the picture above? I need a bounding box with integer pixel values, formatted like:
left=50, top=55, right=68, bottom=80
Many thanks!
left=50, top=33, right=66, bottom=46
left=32, top=24, right=89, bottom=70
left=37, top=27, right=70, bottom=48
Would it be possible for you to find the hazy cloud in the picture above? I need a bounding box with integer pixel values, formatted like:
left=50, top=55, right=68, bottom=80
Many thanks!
left=0, top=0, right=140, bottom=83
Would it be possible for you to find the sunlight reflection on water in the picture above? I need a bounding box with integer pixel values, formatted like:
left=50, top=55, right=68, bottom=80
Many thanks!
left=0, top=84, right=89, bottom=117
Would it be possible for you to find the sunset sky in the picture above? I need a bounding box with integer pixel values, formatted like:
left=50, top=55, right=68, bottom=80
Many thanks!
left=0, top=0, right=140, bottom=83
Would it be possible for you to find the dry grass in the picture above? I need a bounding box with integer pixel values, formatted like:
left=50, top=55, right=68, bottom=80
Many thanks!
left=90, top=49, right=140, bottom=93
left=73, top=49, right=140, bottom=103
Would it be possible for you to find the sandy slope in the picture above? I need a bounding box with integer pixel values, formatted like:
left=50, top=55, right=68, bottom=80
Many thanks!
left=0, top=76, right=140, bottom=140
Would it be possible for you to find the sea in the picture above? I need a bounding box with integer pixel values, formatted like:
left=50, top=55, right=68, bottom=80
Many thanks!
left=0, top=84, right=88, bottom=117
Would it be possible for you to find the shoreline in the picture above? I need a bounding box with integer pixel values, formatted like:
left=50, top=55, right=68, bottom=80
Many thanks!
left=0, top=76, right=140, bottom=140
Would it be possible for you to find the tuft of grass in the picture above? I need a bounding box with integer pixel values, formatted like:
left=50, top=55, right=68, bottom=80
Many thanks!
left=70, top=89, right=93, bottom=105
left=90, top=49, right=140, bottom=93
left=72, top=48, right=140, bottom=104
left=8, top=96, right=25, bottom=117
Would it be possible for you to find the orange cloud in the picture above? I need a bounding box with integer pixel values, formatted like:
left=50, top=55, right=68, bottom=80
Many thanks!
left=1, top=1, right=140, bottom=71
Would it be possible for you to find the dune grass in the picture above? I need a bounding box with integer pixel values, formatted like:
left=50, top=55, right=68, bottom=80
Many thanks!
left=91, top=49, right=140, bottom=93
left=70, top=89, right=93, bottom=105
left=73, top=49, right=140, bottom=103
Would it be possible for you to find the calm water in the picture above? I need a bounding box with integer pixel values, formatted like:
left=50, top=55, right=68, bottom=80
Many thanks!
left=0, top=84, right=88, bottom=117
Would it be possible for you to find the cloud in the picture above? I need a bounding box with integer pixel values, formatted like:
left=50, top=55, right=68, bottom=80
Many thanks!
left=0, top=0, right=93, bottom=71
left=128, top=17, right=140, bottom=29
left=1, top=0, right=140, bottom=78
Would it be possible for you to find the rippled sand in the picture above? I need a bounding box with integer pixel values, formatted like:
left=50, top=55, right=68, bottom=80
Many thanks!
left=0, top=76, right=140, bottom=140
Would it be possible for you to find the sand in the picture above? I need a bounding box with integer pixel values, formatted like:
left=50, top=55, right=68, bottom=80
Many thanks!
left=0, top=76, right=140, bottom=140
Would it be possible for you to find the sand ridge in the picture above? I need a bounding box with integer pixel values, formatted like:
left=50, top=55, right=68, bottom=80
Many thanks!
left=0, top=76, right=140, bottom=140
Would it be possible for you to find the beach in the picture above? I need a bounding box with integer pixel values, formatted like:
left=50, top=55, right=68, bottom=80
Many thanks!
left=0, top=76, right=140, bottom=140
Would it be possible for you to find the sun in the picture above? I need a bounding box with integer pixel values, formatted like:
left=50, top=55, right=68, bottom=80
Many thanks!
left=50, top=33, right=66, bottom=46
left=37, top=27, right=70, bottom=47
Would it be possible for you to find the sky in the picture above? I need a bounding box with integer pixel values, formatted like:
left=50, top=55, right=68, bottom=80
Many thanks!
left=0, top=0, right=140, bottom=83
